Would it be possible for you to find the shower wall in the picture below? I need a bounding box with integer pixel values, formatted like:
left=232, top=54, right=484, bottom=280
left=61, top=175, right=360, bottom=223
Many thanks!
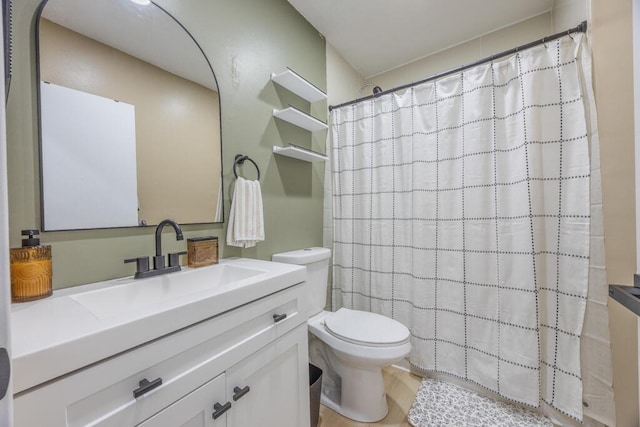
left=323, top=4, right=640, bottom=423
left=324, top=43, right=363, bottom=252
left=359, top=2, right=639, bottom=426
left=324, top=43, right=363, bottom=309
left=591, top=1, right=638, bottom=426
left=367, top=12, right=553, bottom=88
left=552, top=0, right=589, bottom=32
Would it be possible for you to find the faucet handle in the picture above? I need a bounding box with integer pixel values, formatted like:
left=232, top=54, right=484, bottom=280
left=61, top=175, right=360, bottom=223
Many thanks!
left=124, top=256, right=150, bottom=276
left=168, top=251, right=187, bottom=268
left=152, top=255, right=165, bottom=271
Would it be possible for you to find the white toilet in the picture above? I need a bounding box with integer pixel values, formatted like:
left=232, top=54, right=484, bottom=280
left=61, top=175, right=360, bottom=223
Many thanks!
left=272, top=247, right=411, bottom=423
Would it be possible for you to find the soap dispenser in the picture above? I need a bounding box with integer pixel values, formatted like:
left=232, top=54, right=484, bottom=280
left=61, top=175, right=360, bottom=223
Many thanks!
left=10, top=230, right=52, bottom=302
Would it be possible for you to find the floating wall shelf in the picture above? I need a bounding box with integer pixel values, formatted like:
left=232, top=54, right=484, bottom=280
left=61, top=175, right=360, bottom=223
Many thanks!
left=273, top=145, right=327, bottom=162
left=271, top=69, right=327, bottom=103
left=273, top=107, right=328, bottom=132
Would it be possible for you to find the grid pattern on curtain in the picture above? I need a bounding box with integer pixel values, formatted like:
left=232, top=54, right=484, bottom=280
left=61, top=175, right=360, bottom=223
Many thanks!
left=330, top=36, right=592, bottom=421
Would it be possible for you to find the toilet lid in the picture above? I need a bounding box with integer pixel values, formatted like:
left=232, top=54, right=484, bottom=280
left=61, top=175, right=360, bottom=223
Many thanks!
left=324, top=308, right=410, bottom=347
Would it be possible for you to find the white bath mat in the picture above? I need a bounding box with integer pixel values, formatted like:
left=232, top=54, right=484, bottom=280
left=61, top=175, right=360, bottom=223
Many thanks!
left=408, top=379, right=552, bottom=427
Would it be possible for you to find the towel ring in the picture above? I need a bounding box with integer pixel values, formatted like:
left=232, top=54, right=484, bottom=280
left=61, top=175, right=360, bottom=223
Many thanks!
left=233, top=154, right=260, bottom=180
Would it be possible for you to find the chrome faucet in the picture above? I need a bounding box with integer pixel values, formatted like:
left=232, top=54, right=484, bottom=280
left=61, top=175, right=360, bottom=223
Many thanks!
left=125, top=219, right=186, bottom=279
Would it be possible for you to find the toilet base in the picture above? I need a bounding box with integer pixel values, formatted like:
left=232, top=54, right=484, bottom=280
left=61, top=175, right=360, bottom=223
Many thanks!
left=307, top=311, right=411, bottom=423
left=310, top=335, right=392, bottom=422
left=319, top=364, right=389, bottom=422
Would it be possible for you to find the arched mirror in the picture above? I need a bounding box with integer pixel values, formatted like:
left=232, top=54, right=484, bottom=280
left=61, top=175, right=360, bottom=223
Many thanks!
left=36, top=0, right=222, bottom=231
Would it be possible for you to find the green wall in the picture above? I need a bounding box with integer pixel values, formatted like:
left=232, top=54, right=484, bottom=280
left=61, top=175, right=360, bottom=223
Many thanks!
left=7, top=0, right=327, bottom=288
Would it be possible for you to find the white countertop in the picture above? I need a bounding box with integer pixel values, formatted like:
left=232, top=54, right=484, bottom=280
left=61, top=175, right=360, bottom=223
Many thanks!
left=11, top=258, right=305, bottom=394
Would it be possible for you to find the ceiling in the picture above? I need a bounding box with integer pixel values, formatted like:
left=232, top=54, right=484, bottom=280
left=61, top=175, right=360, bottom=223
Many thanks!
left=287, top=0, right=554, bottom=78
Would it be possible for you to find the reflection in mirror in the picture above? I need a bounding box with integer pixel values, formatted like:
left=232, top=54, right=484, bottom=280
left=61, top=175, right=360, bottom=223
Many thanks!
left=37, top=0, right=223, bottom=230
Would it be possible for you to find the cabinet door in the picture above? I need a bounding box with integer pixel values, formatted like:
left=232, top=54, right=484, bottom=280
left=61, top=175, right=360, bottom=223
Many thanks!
left=138, top=373, right=228, bottom=427
left=225, top=324, right=309, bottom=427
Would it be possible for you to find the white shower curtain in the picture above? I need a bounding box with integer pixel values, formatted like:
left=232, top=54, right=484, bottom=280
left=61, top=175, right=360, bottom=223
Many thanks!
left=330, top=34, right=614, bottom=424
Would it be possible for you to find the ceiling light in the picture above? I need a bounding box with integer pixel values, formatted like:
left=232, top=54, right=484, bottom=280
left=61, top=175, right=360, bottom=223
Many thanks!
left=130, top=0, right=151, bottom=5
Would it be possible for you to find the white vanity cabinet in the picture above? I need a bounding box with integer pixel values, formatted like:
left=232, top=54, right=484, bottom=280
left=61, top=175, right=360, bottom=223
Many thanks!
left=139, top=373, right=228, bottom=427
left=225, top=324, right=308, bottom=427
left=13, top=280, right=310, bottom=427
left=142, top=324, right=308, bottom=427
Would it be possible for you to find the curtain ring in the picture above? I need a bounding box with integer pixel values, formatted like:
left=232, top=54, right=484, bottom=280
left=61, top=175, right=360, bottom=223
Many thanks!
left=567, top=30, right=575, bottom=41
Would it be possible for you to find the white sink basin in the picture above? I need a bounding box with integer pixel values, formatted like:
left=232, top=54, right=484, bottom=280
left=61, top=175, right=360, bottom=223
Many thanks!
left=11, top=257, right=306, bottom=394
left=71, top=264, right=266, bottom=318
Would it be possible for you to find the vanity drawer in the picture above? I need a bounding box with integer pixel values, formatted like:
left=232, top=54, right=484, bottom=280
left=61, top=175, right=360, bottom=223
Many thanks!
left=14, top=282, right=305, bottom=427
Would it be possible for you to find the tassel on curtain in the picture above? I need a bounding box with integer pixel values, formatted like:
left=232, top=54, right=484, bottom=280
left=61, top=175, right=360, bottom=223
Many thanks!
left=330, top=34, right=614, bottom=424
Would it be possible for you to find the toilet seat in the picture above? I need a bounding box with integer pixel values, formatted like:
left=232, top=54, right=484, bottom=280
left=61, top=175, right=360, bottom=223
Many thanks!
left=324, top=308, right=410, bottom=347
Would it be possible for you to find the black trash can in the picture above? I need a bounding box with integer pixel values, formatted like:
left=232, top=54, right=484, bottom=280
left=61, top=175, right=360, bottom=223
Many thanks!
left=309, top=363, right=323, bottom=427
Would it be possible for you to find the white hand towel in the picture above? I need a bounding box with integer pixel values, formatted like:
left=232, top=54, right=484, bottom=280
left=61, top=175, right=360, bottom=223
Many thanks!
left=226, top=177, right=265, bottom=248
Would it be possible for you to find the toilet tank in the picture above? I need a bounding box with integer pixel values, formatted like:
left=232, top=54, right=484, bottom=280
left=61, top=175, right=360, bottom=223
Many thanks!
left=272, top=247, right=331, bottom=316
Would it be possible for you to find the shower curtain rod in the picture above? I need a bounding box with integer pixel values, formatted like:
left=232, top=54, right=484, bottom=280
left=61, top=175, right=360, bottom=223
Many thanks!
left=328, top=20, right=588, bottom=112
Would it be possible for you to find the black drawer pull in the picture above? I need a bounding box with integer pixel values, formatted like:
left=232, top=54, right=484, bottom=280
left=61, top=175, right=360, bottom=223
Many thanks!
left=133, top=377, right=162, bottom=398
left=212, top=401, right=232, bottom=419
left=273, top=313, right=287, bottom=323
left=233, top=385, right=251, bottom=401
